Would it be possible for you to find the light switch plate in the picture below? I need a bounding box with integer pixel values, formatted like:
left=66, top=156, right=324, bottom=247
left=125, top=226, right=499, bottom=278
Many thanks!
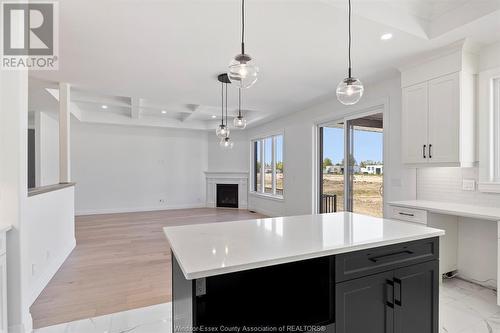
left=462, top=179, right=476, bottom=191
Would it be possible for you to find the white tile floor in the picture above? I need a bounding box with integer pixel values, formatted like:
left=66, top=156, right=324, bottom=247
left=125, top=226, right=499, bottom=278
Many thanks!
left=33, top=278, right=500, bottom=333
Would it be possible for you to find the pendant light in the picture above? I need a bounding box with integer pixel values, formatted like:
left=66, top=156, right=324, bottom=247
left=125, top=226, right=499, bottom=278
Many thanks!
left=216, top=75, right=230, bottom=138
left=219, top=81, right=234, bottom=149
left=228, top=0, right=259, bottom=89
left=336, top=0, right=364, bottom=105
left=233, top=88, right=247, bottom=129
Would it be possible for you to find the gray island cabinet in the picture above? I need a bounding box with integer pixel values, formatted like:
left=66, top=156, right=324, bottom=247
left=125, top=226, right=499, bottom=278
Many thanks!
left=164, top=212, right=444, bottom=333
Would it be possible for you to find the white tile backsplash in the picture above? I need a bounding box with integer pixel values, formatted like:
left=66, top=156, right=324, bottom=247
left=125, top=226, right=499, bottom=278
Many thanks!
left=417, top=167, right=500, bottom=206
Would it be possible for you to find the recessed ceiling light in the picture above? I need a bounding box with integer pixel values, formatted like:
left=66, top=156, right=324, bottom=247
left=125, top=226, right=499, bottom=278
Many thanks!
left=101, top=105, right=108, bottom=109
left=380, top=33, right=393, bottom=41
left=161, top=110, right=167, bottom=114
left=211, top=115, right=217, bottom=119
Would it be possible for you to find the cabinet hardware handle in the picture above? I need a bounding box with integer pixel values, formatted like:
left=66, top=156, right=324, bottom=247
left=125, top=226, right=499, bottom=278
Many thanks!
left=423, top=145, right=426, bottom=159
left=369, top=250, right=414, bottom=263
left=398, top=212, right=415, bottom=217
left=394, top=278, right=402, bottom=306
left=386, top=280, right=394, bottom=308
left=429, top=144, right=432, bottom=159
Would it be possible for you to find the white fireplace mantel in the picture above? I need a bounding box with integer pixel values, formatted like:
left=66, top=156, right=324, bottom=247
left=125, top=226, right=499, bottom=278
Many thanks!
left=205, top=172, right=248, bottom=209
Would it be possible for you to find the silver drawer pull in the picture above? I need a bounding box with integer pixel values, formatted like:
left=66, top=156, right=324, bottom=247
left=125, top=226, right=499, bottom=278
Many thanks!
left=399, top=212, right=415, bottom=217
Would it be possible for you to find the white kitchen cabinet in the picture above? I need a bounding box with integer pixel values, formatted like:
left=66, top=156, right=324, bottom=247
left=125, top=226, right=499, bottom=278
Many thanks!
left=427, top=73, right=461, bottom=164
left=402, top=82, right=428, bottom=164
left=402, top=72, right=473, bottom=167
left=400, top=43, right=477, bottom=167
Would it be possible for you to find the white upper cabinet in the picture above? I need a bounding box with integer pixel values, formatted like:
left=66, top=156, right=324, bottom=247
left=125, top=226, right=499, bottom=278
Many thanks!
left=402, top=82, right=428, bottom=164
left=400, top=42, right=478, bottom=167
left=427, top=73, right=460, bottom=164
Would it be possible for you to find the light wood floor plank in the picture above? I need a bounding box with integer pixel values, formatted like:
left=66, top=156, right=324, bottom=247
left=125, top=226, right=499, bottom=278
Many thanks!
left=30, top=208, right=266, bottom=328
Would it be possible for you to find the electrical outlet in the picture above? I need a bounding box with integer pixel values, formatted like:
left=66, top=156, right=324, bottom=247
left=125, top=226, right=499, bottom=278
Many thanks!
left=46, top=250, right=51, bottom=261
left=159, top=199, right=167, bottom=204
left=32, top=264, right=36, bottom=276
left=462, top=179, right=476, bottom=191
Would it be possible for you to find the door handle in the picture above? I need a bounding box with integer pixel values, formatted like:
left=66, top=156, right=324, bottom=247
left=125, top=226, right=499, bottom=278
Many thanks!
left=394, top=278, right=402, bottom=306
left=423, top=145, right=426, bottom=159
left=386, top=280, right=394, bottom=308
left=429, top=144, right=432, bottom=159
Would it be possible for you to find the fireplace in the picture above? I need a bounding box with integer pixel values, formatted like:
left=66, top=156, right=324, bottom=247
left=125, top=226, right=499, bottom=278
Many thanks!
left=216, top=184, right=239, bottom=208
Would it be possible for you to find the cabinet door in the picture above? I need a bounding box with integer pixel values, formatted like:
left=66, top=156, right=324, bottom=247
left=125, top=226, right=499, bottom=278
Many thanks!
left=402, top=82, right=429, bottom=164
left=394, top=260, right=439, bottom=333
left=428, top=73, right=460, bottom=164
left=336, top=270, right=394, bottom=333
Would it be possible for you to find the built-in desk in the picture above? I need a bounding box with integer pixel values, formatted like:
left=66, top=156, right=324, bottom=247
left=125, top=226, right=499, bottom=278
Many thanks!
left=389, top=200, right=500, bottom=304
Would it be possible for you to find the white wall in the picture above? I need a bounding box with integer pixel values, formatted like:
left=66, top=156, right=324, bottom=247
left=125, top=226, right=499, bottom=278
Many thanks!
left=72, top=120, right=208, bottom=215
left=25, top=187, right=75, bottom=305
left=35, top=111, right=60, bottom=187
left=233, top=77, right=416, bottom=217
left=0, top=69, right=33, bottom=332
left=416, top=43, right=500, bottom=287
left=207, top=130, right=249, bottom=172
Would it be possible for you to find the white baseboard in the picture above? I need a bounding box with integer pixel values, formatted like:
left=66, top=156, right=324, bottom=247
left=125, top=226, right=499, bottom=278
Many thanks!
left=75, top=203, right=207, bottom=216
left=29, top=238, right=76, bottom=306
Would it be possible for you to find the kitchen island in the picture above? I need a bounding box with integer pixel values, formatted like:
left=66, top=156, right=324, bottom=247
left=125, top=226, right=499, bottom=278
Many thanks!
left=164, top=212, right=444, bottom=333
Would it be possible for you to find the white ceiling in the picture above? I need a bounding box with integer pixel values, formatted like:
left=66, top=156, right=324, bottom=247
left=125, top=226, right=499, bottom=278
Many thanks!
left=29, top=0, right=500, bottom=130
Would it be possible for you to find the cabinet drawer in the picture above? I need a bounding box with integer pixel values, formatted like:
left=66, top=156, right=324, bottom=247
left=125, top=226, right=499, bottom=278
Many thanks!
left=335, top=238, right=438, bottom=282
left=389, top=206, right=428, bottom=225
left=0, top=232, right=5, bottom=256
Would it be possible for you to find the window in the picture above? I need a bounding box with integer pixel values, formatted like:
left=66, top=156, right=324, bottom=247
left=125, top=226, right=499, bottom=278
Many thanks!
left=494, top=78, right=500, bottom=181
left=252, top=134, right=284, bottom=198
left=479, top=70, right=500, bottom=193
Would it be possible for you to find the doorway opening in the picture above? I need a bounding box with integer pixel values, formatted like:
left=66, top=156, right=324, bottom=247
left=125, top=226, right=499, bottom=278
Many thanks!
left=319, top=112, right=384, bottom=217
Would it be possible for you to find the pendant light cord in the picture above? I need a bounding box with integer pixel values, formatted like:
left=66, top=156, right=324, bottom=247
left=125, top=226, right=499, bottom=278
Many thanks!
left=238, top=88, right=242, bottom=117
left=225, top=83, right=228, bottom=126
left=221, top=81, right=224, bottom=126
left=348, top=0, right=352, bottom=78
left=241, top=0, right=245, bottom=54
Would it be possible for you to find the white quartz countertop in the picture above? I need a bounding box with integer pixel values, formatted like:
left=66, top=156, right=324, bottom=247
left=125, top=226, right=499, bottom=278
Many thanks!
left=389, top=200, right=500, bottom=221
left=164, top=212, right=444, bottom=280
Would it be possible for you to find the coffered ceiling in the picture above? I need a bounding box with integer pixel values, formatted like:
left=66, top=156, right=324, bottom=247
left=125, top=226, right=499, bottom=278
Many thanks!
left=29, top=0, right=500, bottom=130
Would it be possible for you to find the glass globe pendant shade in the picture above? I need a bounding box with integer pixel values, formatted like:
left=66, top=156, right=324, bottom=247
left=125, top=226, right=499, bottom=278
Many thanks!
left=219, top=137, right=234, bottom=149
left=228, top=54, right=259, bottom=89
left=216, top=124, right=230, bottom=138
left=233, top=115, right=247, bottom=129
left=336, top=77, right=364, bottom=105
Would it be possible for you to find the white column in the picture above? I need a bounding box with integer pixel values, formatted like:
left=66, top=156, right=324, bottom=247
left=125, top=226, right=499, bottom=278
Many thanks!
left=497, top=221, right=500, bottom=305
left=0, top=69, right=32, bottom=332
left=59, top=82, right=71, bottom=183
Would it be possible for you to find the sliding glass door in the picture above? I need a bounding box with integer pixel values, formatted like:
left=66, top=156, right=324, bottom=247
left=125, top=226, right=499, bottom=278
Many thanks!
left=319, top=122, right=345, bottom=214
left=319, top=112, right=384, bottom=217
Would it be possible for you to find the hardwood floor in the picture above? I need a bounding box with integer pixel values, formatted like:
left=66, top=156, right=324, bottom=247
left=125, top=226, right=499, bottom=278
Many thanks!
left=30, top=208, right=267, bottom=329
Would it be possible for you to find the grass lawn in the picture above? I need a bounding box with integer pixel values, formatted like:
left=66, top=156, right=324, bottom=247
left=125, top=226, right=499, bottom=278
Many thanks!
left=322, top=174, right=383, bottom=217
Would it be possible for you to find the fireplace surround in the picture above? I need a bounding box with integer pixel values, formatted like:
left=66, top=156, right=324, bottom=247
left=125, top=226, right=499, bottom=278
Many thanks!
left=205, top=172, right=248, bottom=209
